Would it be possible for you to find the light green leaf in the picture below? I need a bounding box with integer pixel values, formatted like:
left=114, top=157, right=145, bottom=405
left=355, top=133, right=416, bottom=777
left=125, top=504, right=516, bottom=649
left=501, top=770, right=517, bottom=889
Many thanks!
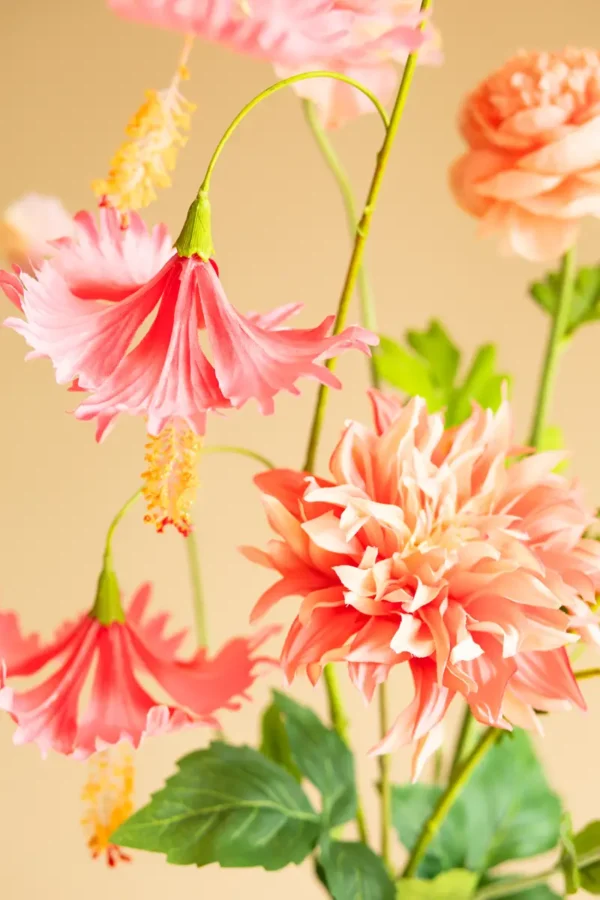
left=320, top=841, right=395, bottom=900
left=259, top=702, right=302, bottom=782
left=574, top=820, right=600, bottom=894
left=447, top=344, right=509, bottom=427
left=479, top=879, right=560, bottom=899
left=392, top=731, right=561, bottom=878
left=273, top=691, right=356, bottom=828
left=406, top=320, right=460, bottom=389
left=560, top=812, right=581, bottom=894
left=530, top=265, right=600, bottom=335
left=112, top=742, right=321, bottom=870
left=397, top=869, right=477, bottom=898
left=374, top=336, right=444, bottom=409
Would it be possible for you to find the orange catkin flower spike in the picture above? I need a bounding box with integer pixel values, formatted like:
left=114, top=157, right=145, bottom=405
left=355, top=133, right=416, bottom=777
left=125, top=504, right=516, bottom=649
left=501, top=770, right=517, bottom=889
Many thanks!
left=142, top=420, right=202, bottom=536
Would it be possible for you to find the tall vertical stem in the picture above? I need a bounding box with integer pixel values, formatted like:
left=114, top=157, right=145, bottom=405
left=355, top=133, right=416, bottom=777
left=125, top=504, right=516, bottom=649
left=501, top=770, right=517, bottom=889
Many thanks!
left=303, top=0, right=431, bottom=473
left=302, top=99, right=380, bottom=388
left=378, top=683, right=392, bottom=869
left=186, top=530, right=208, bottom=646
left=528, top=247, right=576, bottom=448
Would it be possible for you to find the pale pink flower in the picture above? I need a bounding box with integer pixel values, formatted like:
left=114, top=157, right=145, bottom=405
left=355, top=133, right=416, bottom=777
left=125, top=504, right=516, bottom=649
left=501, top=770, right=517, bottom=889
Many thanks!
left=0, top=193, right=73, bottom=274
left=3, top=206, right=377, bottom=441
left=0, top=583, right=275, bottom=758
left=450, top=49, right=600, bottom=261
left=244, top=392, right=600, bottom=771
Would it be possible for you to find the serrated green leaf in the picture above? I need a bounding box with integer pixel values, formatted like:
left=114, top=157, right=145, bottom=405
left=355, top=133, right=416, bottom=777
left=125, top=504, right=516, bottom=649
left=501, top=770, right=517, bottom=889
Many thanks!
left=530, top=264, right=600, bottom=335
left=320, top=841, right=395, bottom=900
left=392, top=731, right=561, bottom=878
left=259, top=702, right=302, bottom=782
left=113, top=742, right=321, bottom=870
left=374, top=336, right=444, bottom=409
left=447, top=344, right=509, bottom=427
left=396, top=869, right=477, bottom=898
left=574, top=821, right=600, bottom=894
left=406, top=320, right=460, bottom=389
left=273, top=691, right=357, bottom=828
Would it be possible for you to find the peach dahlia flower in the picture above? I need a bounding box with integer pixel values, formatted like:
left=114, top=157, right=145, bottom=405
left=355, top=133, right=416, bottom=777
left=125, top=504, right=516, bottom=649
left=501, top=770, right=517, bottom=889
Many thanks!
left=450, top=49, right=600, bottom=261
left=0, top=583, right=274, bottom=758
left=244, top=392, right=600, bottom=772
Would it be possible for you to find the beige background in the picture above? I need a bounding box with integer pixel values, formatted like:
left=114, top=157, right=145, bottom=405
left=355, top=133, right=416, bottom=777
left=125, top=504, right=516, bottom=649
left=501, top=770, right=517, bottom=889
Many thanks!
left=1, top=0, right=600, bottom=896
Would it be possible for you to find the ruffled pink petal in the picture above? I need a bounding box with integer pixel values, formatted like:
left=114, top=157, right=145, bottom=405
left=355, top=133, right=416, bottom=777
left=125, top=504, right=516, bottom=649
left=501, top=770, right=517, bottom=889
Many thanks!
left=196, top=260, right=377, bottom=415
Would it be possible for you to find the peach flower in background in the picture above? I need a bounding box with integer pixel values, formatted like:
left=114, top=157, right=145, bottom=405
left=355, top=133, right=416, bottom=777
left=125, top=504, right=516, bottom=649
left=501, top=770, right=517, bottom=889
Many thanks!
left=107, top=0, right=439, bottom=128
left=2, top=206, right=376, bottom=440
left=450, top=49, right=600, bottom=262
left=0, top=583, right=275, bottom=757
left=244, top=392, right=600, bottom=775
left=0, top=193, right=73, bottom=273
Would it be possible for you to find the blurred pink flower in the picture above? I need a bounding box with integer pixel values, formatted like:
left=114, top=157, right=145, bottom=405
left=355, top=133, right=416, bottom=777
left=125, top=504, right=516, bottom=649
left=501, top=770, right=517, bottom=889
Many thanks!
left=244, top=392, right=600, bottom=773
left=450, top=49, right=600, bottom=261
left=3, top=206, right=376, bottom=440
left=0, top=193, right=73, bottom=274
left=108, top=0, right=440, bottom=128
left=0, top=583, right=275, bottom=758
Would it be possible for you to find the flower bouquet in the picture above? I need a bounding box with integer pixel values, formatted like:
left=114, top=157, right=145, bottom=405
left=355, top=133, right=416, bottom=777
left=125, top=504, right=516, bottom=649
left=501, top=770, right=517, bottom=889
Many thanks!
left=2, top=2, right=600, bottom=898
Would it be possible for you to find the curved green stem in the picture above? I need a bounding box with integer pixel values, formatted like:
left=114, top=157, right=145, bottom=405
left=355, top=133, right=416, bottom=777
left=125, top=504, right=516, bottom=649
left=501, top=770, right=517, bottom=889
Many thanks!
left=302, top=99, right=380, bottom=389
left=202, top=444, right=275, bottom=470
left=323, top=665, right=369, bottom=844
left=103, top=489, right=142, bottom=567
left=303, top=0, right=431, bottom=472
left=91, top=489, right=142, bottom=625
left=378, top=682, right=392, bottom=869
left=402, top=728, right=500, bottom=879
left=473, top=848, right=600, bottom=899
left=528, top=247, right=576, bottom=448
left=201, top=72, right=389, bottom=193
left=186, top=530, right=207, bottom=646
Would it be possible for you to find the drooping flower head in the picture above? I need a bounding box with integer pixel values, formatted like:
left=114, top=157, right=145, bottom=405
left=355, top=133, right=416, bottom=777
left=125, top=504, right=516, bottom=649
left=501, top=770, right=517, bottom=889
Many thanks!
left=0, top=193, right=73, bottom=273
left=450, top=48, right=600, bottom=261
left=0, top=582, right=275, bottom=758
left=2, top=199, right=376, bottom=533
left=244, top=392, right=600, bottom=775
left=107, top=0, right=440, bottom=128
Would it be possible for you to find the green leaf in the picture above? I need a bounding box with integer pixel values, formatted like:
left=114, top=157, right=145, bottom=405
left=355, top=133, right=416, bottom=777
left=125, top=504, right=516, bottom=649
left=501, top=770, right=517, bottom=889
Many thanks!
left=273, top=691, right=356, bottom=828
left=574, top=821, right=600, bottom=894
left=112, top=742, right=321, bottom=870
left=530, top=264, right=600, bottom=335
left=259, top=702, right=302, bottom=782
left=374, top=336, right=443, bottom=409
left=406, top=320, right=460, bottom=389
left=397, top=869, right=478, bottom=898
left=480, top=879, right=560, bottom=899
left=392, top=731, right=561, bottom=878
left=319, top=841, right=395, bottom=900
left=447, top=344, right=509, bottom=427
left=560, top=812, right=581, bottom=894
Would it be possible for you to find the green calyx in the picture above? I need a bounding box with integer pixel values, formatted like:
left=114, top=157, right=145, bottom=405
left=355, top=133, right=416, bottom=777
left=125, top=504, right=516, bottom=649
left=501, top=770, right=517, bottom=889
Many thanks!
left=175, top=190, right=214, bottom=260
left=90, top=553, right=125, bottom=626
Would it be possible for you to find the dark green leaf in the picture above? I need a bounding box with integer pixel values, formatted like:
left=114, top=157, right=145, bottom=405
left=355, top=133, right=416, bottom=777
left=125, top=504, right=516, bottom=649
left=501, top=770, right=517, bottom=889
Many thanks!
left=274, top=691, right=356, bottom=828
left=392, top=731, right=561, bottom=878
left=259, top=702, right=302, bottom=782
left=574, top=820, right=600, bottom=894
left=374, top=336, right=444, bottom=409
left=113, top=742, right=321, bottom=869
left=397, top=869, right=478, bottom=898
left=406, top=320, right=460, bottom=389
left=320, top=841, right=395, bottom=900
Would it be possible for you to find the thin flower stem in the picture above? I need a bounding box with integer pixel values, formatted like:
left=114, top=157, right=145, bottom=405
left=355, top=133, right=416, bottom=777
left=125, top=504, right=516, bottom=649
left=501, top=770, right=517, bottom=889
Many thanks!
left=103, top=489, right=142, bottom=566
left=303, top=0, right=431, bottom=472
left=378, top=682, right=392, bottom=869
left=401, top=727, right=500, bottom=878
left=528, top=247, right=576, bottom=448
left=186, top=530, right=208, bottom=647
left=575, top=667, right=600, bottom=681
left=200, top=72, right=389, bottom=193
left=302, top=99, right=380, bottom=389
left=323, top=665, right=369, bottom=844
left=201, top=444, right=275, bottom=470
left=448, top=706, right=477, bottom=781
left=473, top=848, right=600, bottom=899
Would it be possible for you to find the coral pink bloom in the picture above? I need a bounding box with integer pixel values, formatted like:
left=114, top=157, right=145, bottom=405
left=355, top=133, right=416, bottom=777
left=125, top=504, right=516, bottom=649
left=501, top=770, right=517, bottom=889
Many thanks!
left=0, top=583, right=275, bottom=758
left=3, top=207, right=376, bottom=440
left=0, top=193, right=73, bottom=274
left=451, top=49, right=600, bottom=261
left=244, top=393, right=600, bottom=773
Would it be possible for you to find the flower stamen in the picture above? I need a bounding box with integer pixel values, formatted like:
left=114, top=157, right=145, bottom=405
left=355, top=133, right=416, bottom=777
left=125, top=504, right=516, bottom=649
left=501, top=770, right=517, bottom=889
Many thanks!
left=81, top=745, right=135, bottom=866
left=142, top=420, right=202, bottom=535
